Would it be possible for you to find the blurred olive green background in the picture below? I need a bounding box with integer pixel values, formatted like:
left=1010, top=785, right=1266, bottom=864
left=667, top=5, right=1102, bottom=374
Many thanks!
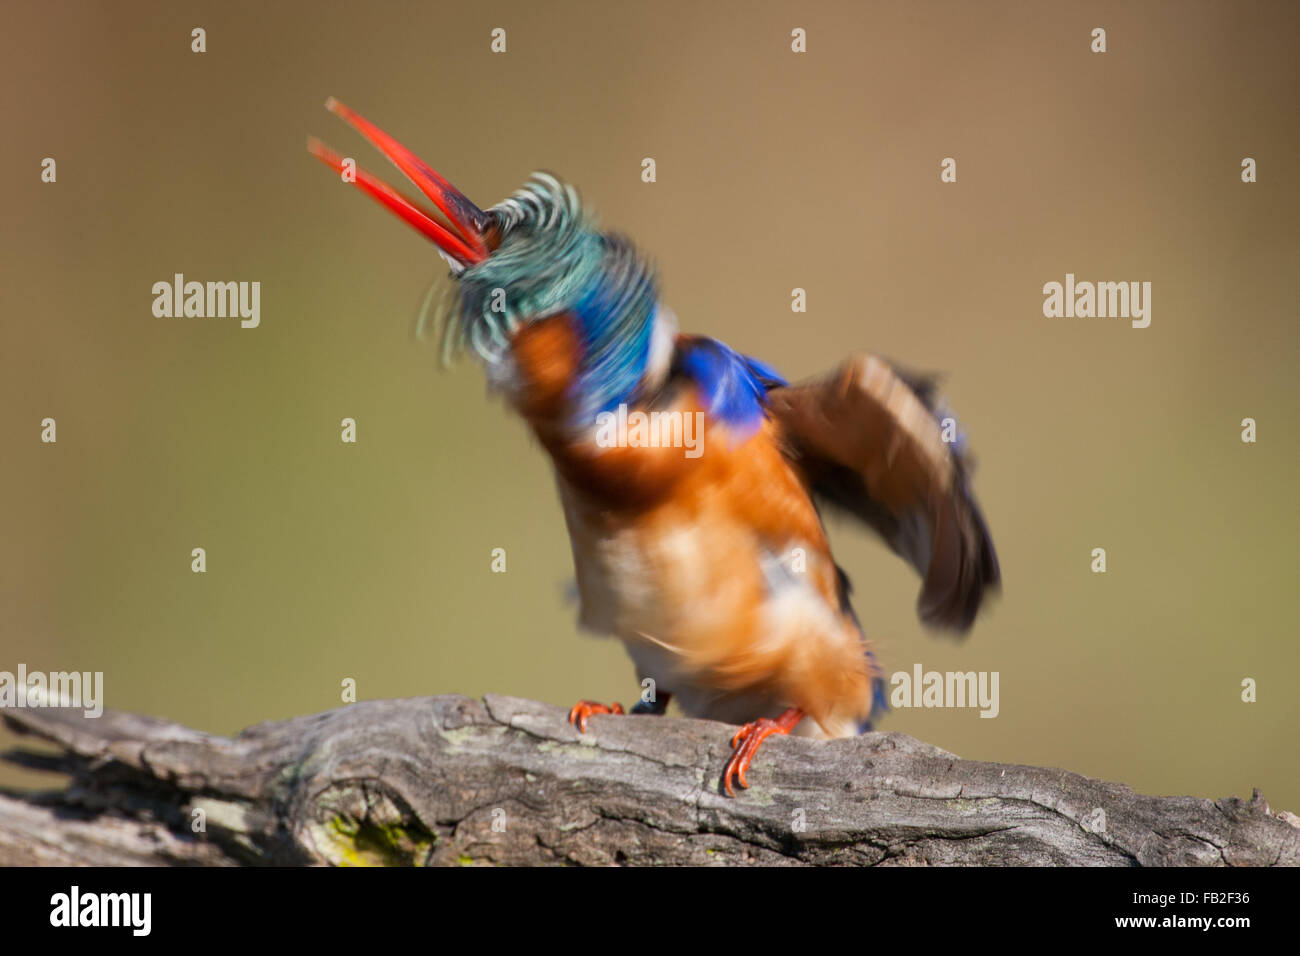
left=3, top=1, right=1297, bottom=811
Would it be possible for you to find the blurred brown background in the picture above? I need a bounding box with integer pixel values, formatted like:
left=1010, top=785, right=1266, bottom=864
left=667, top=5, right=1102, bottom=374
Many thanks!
left=2, top=1, right=1298, bottom=811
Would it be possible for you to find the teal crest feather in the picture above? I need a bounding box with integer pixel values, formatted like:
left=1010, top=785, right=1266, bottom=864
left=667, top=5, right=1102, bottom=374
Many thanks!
left=434, top=173, right=660, bottom=424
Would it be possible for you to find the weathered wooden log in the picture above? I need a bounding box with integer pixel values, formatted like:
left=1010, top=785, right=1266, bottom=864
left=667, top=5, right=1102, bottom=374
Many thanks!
left=1, top=695, right=1296, bottom=866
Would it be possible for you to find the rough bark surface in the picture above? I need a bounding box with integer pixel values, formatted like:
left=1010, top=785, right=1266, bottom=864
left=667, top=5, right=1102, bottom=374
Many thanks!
left=1, top=695, right=1296, bottom=866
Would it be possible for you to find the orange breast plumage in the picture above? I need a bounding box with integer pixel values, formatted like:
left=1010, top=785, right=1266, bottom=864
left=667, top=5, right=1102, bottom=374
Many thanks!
left=556, top=412, right=881, bottom=740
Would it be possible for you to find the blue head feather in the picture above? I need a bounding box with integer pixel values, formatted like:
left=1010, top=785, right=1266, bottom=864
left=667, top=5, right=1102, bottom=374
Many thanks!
left=568, top=236, right=658, bottom=423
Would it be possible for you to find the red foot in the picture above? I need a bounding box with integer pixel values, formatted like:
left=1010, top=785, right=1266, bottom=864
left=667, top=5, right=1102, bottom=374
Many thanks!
left=723, top=708, right=804, bottom=797
left=568, top=699, right=624, bottom=732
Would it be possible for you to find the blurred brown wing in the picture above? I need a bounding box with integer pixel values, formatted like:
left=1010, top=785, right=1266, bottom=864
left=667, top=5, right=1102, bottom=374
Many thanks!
left=766, top=353, right=1000, bottom=634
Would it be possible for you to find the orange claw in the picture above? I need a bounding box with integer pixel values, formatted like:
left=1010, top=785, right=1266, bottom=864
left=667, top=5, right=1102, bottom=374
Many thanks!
left=568, top=699, right=624, bottom=732
left=722, top=707, right=804, bottom=796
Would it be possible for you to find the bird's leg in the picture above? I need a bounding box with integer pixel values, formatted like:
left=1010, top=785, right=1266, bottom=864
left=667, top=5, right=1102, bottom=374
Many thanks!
left=570, top=690, right=673, bottom=730
left=630, top=691, right=672, bottom=715
left=567, top=699, right=624, bottom=732
left=723, top=707, right=804, bottom=796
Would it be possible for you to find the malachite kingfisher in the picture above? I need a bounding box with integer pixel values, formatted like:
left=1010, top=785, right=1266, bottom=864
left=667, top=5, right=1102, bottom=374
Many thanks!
left=310, top=99, right=1001, bottom=796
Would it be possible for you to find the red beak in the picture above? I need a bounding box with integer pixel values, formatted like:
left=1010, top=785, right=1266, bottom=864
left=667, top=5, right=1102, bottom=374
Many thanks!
left=309, top=98, right=491, bottom=267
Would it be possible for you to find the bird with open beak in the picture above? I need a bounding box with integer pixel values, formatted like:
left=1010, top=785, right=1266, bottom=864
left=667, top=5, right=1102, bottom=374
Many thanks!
left=310, top=100, right=1000, bottom=796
